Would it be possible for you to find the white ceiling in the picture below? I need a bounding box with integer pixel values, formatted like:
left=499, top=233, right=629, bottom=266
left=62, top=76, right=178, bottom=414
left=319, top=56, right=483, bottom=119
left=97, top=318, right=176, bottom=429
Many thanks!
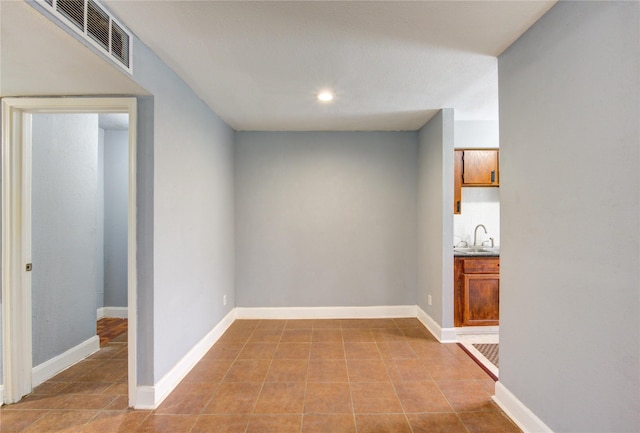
left=104, top=1, right=555, bottom=131
left=2, top=1, right=555, bottom=131
left=0, top=1, right=148, bottom=99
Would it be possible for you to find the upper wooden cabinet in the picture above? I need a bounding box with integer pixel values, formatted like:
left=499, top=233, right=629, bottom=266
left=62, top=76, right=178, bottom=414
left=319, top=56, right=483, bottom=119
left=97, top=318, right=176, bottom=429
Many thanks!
left=454, top=149, right=499, bottom=214
left=461, top=150, right=499, bottom=186
left=454, top=151, right=463, bottom=214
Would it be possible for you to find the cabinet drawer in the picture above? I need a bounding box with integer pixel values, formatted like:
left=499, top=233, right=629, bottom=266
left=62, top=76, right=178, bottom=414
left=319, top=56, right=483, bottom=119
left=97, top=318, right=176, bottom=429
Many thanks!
left=461, top=258, right=499, bottom=274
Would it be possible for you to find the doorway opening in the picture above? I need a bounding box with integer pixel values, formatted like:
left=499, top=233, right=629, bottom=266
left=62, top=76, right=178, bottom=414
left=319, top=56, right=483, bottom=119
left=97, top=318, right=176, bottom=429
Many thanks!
left=1, top=98, right=138, bottom=407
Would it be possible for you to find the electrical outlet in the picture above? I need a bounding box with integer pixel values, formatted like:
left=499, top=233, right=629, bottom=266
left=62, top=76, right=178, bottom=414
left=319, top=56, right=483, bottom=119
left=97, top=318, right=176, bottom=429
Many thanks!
left=223, top=294, right=227, bottom=306
left=428, top=295, right=432, bottom=306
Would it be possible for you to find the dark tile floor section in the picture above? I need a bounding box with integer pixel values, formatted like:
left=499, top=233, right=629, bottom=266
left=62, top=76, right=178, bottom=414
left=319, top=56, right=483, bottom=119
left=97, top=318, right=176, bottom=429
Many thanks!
left=0, top=318, right=521, bottom=432
left=97, top=318, right=128, bottom=346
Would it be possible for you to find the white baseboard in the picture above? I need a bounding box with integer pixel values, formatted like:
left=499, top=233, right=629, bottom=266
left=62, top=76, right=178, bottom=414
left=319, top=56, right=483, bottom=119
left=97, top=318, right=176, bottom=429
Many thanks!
left=0, top=384, right=4, bottom=406
left=415, top=307, right=457, bottom=342
left=134, top=308, right=236, bottom=410
left=97, top=306, right=128, bottom=320
left=455, top=325, right=499, bottom=336
left=134, top=386, right=156, bottom=410
left=440, top=327, right=457, bottom=342
left=235, top=305, right=417, bottom=320
left=493, top=381, right=553, bottom=433
left=32, top=335, right=100, bottom=387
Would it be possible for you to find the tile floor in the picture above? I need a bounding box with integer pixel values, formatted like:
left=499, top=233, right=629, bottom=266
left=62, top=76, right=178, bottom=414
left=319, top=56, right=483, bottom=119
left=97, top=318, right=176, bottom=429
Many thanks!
left=0, top=318, right=521, bottom=432
left=96, top=318, right=129, bottom=346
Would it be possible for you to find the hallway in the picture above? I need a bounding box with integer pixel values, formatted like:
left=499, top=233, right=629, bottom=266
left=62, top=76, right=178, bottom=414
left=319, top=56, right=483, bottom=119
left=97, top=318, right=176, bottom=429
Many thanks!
left=1, top=318, right=520, bottom=432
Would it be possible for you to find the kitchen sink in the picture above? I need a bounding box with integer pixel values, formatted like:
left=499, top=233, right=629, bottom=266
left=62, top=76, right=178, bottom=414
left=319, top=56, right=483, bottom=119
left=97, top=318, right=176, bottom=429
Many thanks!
left=454, top=247, right=500, bottom=255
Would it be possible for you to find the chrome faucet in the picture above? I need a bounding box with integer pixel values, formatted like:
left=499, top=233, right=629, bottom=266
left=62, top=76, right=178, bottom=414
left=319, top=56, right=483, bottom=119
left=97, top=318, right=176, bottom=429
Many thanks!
left=473, top=224, right=487, bottom=246
left=482, top=237, right=495, bottom=248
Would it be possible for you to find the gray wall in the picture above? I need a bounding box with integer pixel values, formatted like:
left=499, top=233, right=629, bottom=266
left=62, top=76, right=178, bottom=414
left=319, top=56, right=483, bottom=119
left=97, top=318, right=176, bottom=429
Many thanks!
left=499, top=2, right=639, bottom=431
left=416, top=110, right=455, bottom=327
left=103, top=129, right=129, bottom=308
left=235, top=132, right=418, bottom=308
left=132, top=40, right=236, bottom=382
left=0, top=1, right=236, bottom=387
left=97, top=129, right=105, bottom=309
left=133, top=96, right=155, bottom=386
left=0, top=96, right=1, bottom=377
left=31, top=114, right=100, bottom=366
left=0, top=308, right=3, bottom=381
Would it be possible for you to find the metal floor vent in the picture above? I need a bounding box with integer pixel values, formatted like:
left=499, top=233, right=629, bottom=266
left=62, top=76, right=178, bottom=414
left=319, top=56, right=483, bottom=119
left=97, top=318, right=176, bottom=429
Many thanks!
left=39, top=0, right=133, bottom=73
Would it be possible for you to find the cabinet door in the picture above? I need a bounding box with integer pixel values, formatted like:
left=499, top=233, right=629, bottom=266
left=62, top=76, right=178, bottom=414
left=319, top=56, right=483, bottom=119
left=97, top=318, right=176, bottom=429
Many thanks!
left=454, top=258, right=464, bottom=327
left=454, top=150, right=463, bottom=214
left=463, top=274, right=499, bottom=326
left=462, top=150, right=499, bottom=186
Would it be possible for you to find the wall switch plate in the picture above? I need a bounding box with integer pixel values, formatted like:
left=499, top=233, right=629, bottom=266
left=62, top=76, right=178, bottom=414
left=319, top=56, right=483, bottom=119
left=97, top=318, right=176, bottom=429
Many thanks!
left=223, top=294, right=227, bottom=306
left=428, top=295, right=432, bottom=306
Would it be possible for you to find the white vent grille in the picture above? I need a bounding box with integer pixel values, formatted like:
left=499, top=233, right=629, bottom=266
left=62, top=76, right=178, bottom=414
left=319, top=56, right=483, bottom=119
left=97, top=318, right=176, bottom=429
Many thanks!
left=38, top=0, right=133, bottom=74
left=111, top=20, right=130, bottom=68
left=87, top=0, right=109, bottom=50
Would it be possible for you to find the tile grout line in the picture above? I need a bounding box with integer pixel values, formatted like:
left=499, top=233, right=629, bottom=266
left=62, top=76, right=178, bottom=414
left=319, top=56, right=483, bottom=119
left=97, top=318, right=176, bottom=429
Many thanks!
left=195, top=322, right=252, bottom=433
left=432, top=376, right=473, bottom=433
left=207, top=319, right=257, bottom=433
left=378, top=324, right=417, bottom=433
left=299, top=324, right=312, bottom=433
left=342, top=326, right=360, bottom=433
left=246, top=321, right=282, bottom=431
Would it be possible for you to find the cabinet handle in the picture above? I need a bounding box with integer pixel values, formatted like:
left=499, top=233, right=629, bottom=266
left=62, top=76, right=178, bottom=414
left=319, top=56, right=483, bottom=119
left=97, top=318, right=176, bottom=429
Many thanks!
left=491, top=170, right=495, bottom=183
left=456, top=201, right=461, bottom=213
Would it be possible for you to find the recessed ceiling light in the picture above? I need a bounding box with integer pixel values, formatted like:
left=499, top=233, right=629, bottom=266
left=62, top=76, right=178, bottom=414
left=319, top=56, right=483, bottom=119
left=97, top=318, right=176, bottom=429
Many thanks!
left=317, top=91, right=334, bottom=102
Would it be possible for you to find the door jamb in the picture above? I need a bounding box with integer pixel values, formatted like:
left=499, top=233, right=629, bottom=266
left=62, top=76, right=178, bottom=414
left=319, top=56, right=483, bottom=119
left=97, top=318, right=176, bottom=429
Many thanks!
left=1, top=97, right=138, bottom=406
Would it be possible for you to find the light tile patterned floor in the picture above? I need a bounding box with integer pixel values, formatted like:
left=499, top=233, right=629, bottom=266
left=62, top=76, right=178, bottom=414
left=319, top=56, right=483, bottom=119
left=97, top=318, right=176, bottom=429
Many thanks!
left=0, top=318, right=521, bottom=432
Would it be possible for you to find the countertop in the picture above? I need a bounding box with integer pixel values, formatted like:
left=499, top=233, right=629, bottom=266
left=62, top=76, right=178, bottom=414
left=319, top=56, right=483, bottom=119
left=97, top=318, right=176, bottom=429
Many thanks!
left=454, top=247, right=500, bottom=257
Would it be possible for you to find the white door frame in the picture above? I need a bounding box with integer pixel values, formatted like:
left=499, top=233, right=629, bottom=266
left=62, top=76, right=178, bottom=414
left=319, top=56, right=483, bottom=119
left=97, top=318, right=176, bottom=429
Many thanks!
left=1, top=97, right=138, bottom=407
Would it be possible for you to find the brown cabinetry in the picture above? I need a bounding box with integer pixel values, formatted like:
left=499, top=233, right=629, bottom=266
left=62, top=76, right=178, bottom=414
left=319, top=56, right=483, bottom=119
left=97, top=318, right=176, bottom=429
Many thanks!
left=454, top=151, right=463, bottom=214
left=454, top=149, right=499, bottom=214
left=462, top=150, right=499, bottom=186
left=454, top=257, right=499, bottom=327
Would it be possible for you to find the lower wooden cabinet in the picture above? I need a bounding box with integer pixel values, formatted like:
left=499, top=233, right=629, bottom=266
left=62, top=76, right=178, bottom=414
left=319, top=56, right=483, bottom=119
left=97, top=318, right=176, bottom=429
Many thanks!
left=454, top=257, right=499, bottom=327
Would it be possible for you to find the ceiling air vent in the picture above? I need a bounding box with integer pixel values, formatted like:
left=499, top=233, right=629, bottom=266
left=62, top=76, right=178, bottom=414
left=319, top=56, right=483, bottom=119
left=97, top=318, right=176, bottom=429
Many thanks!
left=87, top=0, right=109, bottom=50
left=57, top=0, right=84, bottom=30
left=37, top=0, right=133, bottom=74
left=111, top=20, right=130, bottom=68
